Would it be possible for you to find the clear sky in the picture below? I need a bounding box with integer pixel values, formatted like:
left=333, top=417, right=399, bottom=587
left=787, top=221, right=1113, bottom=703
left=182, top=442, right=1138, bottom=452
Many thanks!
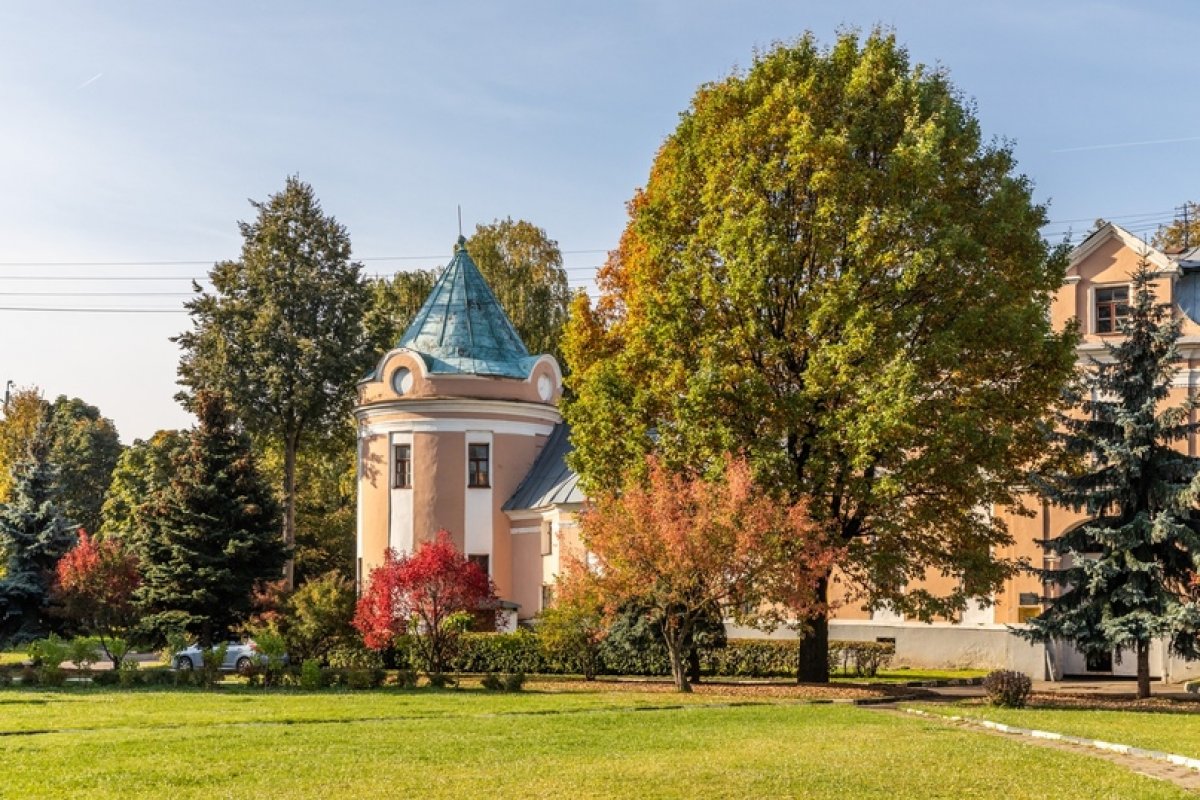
left=2, top=1, right=1198, bottom=442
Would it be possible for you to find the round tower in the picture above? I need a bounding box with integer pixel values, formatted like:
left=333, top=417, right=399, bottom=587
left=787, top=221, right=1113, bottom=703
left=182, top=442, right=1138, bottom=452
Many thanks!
left=354, top=237, right=563, bottom=619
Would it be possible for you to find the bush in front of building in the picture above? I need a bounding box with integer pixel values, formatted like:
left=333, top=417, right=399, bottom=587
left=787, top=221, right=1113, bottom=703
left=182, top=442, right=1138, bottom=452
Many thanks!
left=983, top=669, right=1032, bottom=708
left=701, top=639, right=797, bottom=677
left=827, top=641, right=895, bottom=678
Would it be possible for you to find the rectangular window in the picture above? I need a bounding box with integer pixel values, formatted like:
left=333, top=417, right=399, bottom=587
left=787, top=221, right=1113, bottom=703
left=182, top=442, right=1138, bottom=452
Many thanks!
left=468, top=553, right=490, bottom=576
left=541, top=584, right=555, bottom=611
left=393, top=444, right=412, bottom=488
left=540, top=520, right=553, bottom=556
left=1095, top=286, right=1130, bottom=334
left=468, top=443, right=490, bottom=488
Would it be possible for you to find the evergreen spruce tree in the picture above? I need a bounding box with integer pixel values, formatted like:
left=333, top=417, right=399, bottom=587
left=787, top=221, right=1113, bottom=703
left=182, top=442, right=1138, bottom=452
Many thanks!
left=0, top=421, right=77, bottom=645
left=1025, top=260, right=1200, bottom=699
left=135, top=391, right=286, bottom=646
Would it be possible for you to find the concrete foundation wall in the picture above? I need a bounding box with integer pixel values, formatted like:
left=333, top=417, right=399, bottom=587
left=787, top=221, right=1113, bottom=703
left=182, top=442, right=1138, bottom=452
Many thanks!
left=830, top=620, right=1049, bottom=678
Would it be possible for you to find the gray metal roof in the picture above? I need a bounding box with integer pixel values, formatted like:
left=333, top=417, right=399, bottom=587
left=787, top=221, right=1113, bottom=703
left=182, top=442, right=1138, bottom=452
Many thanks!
left=398, top=236, right=539, bottom=379
left=503, top=423, right=585, bottom=511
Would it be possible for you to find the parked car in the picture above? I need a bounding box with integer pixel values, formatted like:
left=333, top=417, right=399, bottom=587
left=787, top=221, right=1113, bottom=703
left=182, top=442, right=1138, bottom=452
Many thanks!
left=172, top=640, right=287, bottom=673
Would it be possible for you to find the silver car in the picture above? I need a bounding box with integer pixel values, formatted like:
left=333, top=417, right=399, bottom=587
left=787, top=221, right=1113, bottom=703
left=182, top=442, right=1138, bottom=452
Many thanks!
left=172, top=640, right=283, bottom=673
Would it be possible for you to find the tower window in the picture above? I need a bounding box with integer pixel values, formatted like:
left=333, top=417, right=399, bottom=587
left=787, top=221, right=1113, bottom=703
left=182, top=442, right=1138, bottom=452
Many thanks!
left=1095, top=286, right=1130, bottom=334
left=468, top=553, right=490, bottom=576
left=393, top=444, right=412, bottom=489
left=468, top=443, right=490, bottom=487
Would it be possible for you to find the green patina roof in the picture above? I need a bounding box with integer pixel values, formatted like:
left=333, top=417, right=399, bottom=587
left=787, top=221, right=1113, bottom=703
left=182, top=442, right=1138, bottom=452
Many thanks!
left=398, top=236, right=537, bottom=379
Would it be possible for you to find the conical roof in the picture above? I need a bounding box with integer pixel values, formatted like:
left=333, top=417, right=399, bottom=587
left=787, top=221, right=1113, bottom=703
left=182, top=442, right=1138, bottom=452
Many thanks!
left=398, top=236, right=537, bottom=379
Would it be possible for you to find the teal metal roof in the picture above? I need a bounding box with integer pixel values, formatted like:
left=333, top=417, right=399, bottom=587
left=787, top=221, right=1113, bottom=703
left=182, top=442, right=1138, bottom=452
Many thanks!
left=398, top=237, right=537, bottom=379
left=503, top=423, right=585, bottom=511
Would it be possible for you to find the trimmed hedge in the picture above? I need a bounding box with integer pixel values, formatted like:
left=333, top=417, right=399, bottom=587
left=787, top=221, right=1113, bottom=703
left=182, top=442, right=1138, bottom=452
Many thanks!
left=828, top=640, right=895, bottom=678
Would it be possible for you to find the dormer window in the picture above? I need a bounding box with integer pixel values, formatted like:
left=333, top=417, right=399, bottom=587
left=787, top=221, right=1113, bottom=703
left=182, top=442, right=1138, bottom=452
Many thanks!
left=1095, top=286, right=1129, bottom=334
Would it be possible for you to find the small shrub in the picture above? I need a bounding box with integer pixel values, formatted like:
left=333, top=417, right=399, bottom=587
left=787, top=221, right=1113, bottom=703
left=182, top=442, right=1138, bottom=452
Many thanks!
left=345, top=668, right=386, bottom=690
left=328, top=643, right=384, bottom=670
left=19, top=666, right=39, bottom=686
left=300, top=660, right=324, bottom=690
left=40, top=666, right=67, bottom=687
left=162, top=631, right=190, bottom=667
left=503, top=672, right=526, bottom=692
left=983, top=669, right=1032, bottom=708
left=480, top=673, right=504, bottom=691
left=92, top=670, right=120, bottom=686
left=200, top=643, right=229, bottom=688
left=828, top=641, right=895, bottom=678
left=69, top=637, right=100, bottom=674
left=426, top=672, right=457, bottom=689
left=0, top=669, right=12, bottom=687
left=117, top=660, right=140, bottom=687
left=394, top=668, right=418, bottom=689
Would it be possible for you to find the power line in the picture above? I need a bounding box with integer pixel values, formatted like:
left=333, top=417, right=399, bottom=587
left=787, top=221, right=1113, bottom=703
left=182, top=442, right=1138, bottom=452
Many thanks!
left=0, top=291, right=194, bottom=297
left=0, top=249, right=610, bottom=268
left=0, top=306, right=186, bottom=313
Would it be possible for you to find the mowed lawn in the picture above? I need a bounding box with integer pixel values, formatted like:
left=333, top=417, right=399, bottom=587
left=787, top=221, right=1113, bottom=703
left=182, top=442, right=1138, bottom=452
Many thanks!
left=914, top=702, right=1200, bottom=761
left=0, top=688, right=1190, bottom=799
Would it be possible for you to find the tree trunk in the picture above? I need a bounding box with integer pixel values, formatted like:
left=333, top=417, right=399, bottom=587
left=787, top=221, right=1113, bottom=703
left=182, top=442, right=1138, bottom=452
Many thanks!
left=665, top=635, right=692, bottom=693
left=796, top=576, right=830, bottom=683
left=687, top=645, right=701, bottom=685
left=282, top=434, right=298, bottom=590
left=1136, top=639, right=1151, bottom=700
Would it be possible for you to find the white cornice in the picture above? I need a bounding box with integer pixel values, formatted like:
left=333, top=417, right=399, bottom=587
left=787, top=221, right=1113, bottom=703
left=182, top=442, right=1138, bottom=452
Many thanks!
left=355, top=397, right=562, bottom=424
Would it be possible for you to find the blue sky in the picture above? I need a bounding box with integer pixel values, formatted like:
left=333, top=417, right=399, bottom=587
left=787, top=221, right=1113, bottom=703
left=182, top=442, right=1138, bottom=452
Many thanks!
left=2, top=1, right=1199, bottom=441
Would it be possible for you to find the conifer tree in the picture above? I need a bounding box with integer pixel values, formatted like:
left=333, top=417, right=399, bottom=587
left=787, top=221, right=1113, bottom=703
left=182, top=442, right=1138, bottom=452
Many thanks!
left=135, top=392, right=286, bottom=646
left=1025, top=260, right=1200, bottom=699
left=0, top=421, right=77, bottom=645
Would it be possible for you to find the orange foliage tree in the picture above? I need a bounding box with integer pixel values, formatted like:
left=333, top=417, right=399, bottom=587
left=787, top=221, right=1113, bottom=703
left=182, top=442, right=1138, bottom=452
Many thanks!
left=579, top=455, right=838, bottom=692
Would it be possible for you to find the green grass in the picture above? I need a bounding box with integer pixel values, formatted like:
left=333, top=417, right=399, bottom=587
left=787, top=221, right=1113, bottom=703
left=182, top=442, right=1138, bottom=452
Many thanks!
left=0, top=687, right=1189, bottom=799
left=913, top=702, right=1200, bottom=760
left=0, top=649, right=26, bottom=666
left=831, top=668, right=987, bottom=684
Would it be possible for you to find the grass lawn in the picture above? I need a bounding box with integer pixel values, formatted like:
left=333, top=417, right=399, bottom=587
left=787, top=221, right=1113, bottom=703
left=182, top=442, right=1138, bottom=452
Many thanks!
left=832, top=668, right=987, bottom=684
left=0, top=687, right=1190, bottom=799
left=913, top=702, right=1200, bottom=760
left=0, top=649, right=26, bottom=666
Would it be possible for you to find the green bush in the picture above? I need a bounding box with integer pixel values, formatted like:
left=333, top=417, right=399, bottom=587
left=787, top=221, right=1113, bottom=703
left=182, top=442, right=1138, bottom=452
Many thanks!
left=828, top=641, right=895, bottom=678
left=19, top=666, right=39, bottom=686
left=983, top=669, right=1032, bottom=708
left=92, top=670, right=120, bottom=686
left=0, top=669, right=12, bottom=687
left=345, top=668, right=386, bottom=690
left=454, top=631, right=545, bottom=674
left=394, top=668, right=418, bottom=689
left=69, top=637, right=100, bottom=674
left=480, top=672, right=504, bottom=691
left=300, top=660, right=325, bottom=690
left=117, top=660, right=140, bottom=687
left=328, top=642, right=384, bottom=670
left=701, top=639, right=796, bottom=677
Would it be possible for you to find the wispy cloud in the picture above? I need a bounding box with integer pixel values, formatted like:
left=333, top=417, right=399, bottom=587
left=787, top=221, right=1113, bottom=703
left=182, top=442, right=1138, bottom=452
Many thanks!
left=1053, top=135, right=1200, bottom=154
left=77, top=72, right=103, bottom=90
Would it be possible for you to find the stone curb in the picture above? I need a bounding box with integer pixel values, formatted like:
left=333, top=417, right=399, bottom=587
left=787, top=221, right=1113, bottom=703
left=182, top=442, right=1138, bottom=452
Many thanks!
left=852, top=693, right=923, bottom=706
left=902, top=707, right=1200, bottom=772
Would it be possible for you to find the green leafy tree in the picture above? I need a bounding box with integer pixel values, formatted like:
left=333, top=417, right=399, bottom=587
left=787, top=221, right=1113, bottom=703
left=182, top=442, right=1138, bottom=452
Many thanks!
left=364, top=269, right=439, bottom=359
left=44, top=396, right=122, bottom=535
left=285, top=569, right=356, bottom=664
left=98, top=430, right=189, bottom=544
left=175, top=176, right=371, bottom=588
left=135, top=392, right=286, bottom=647
left=0, top=421, right=77, bottom=644
left=1024, top=261, right=1200, bottom=699
left=563, top=30, right=1078, bottom=682
left=466, top=217, right=571, bottom=361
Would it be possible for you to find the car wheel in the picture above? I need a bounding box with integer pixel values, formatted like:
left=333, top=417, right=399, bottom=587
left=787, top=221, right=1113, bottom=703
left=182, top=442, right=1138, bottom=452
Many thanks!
left=175, top=656, right=194, bottom=671
left=236, top=656, right=252, bottom=675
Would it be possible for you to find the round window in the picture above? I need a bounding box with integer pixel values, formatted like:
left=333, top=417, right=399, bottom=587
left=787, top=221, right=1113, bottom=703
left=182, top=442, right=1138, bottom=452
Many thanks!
left=392, top=367, right=414, bottom=396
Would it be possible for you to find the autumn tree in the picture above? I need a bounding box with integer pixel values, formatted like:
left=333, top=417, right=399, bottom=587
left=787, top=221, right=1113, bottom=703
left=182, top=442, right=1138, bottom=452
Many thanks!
left=135, top=392, right=286, bottom=646
left=0, top=421, right=77, bottom=644
left=353, top=531, right=495, bottom=679
left=467, top=218, right=571, bottom=361
left=564, top=30, right=1077, bottom=681
left=579, top=456, right=834, bottom=692
left=52, top=530, right=141, bottom=667
left=1153, top=203, right=1200, bottom=252
left=285, top=569, right=357, bottom=664
left=0, top=385, right=46, bottom=503
left=537, top=557, right=606, bottom=680
left=1024, top=261, right=1200, bottom=699
left=175, top=176, right=371, bottom=588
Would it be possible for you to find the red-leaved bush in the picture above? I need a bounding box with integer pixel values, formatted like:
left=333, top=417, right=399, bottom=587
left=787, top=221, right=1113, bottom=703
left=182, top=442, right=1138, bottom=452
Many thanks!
left=53, top=530, right=141, bottom=667
left=353, top=530, right=495, bottom=678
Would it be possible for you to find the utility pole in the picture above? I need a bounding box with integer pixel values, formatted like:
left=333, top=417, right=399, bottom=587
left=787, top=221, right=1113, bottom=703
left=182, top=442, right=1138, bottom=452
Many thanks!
left=1178, top=203, right=1193, bottom=250
left=3, top=380, right=11, bottom=413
